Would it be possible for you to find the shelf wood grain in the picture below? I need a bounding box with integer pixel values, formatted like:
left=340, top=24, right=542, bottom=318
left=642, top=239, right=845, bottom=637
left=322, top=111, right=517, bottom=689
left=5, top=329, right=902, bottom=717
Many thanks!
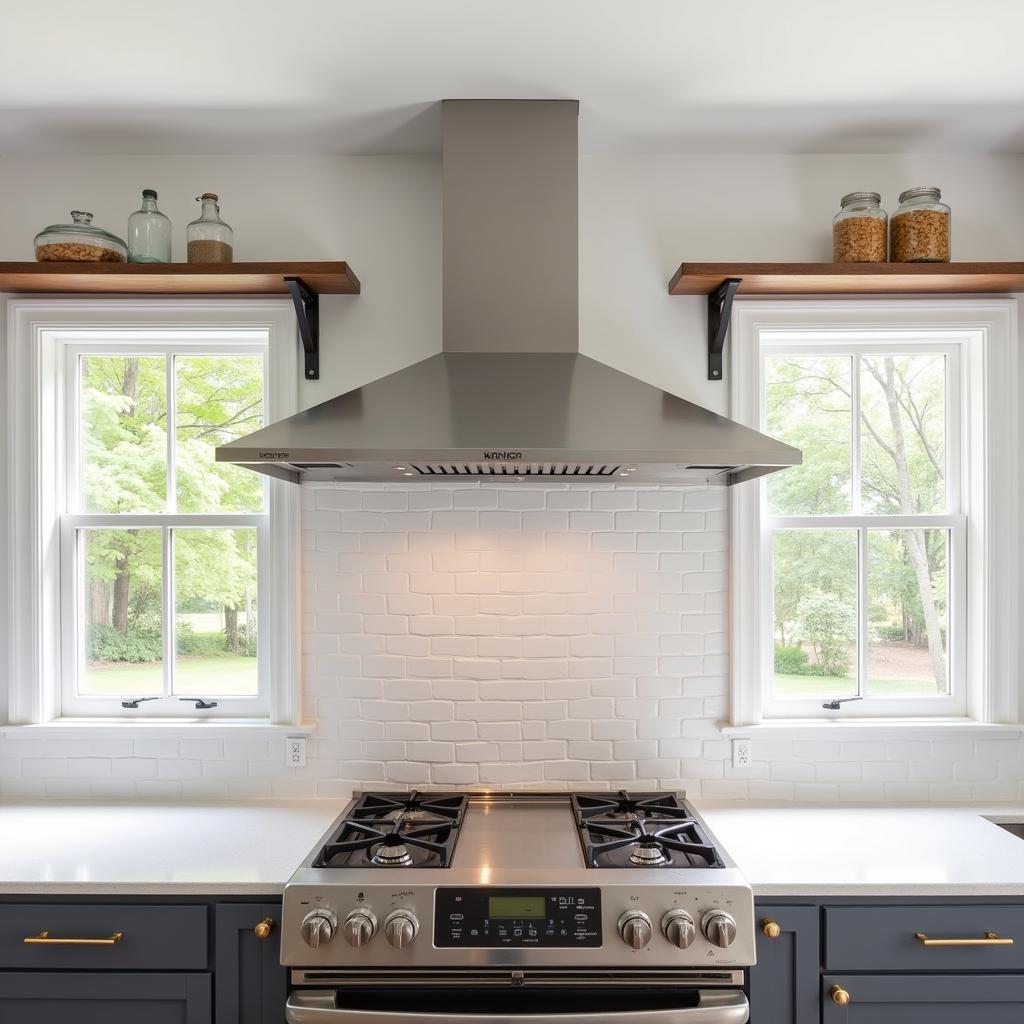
left=0, top=261, right=360, bottom=295
left=669, top=262, right=1024, bottom=296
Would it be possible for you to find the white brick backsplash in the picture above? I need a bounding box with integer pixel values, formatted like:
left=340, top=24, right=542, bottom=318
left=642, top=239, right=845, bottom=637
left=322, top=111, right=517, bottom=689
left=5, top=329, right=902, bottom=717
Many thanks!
left=4, top=481, right=1023, bottom=802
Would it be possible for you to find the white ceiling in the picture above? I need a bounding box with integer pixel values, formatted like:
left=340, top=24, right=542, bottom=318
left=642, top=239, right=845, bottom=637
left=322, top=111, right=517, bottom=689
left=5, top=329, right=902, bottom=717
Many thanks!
left=4, top=0, right=1024, bottom=155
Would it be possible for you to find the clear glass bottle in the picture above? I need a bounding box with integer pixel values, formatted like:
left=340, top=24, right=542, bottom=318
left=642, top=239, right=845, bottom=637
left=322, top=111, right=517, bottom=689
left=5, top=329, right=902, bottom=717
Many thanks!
left=34, top=211, right=127, bottom=262
left=890, top=186, right=950, bottom=262
left=127, top=189, right=172, bottom=263
left=832, top=191, right=887, bottom=263
left=187, top=193, right=234, bottom=264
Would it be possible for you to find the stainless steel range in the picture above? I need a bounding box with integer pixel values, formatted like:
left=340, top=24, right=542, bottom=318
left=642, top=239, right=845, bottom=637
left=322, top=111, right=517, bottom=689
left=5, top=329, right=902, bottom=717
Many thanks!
left=283, top=791, right=754, bottom=1024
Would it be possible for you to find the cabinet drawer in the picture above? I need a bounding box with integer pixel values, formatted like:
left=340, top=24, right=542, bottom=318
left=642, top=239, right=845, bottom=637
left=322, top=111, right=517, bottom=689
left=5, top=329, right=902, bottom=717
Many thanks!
left=825, top=905, right=1024, bottom=971
left=0, top=904, right=208, bottom=970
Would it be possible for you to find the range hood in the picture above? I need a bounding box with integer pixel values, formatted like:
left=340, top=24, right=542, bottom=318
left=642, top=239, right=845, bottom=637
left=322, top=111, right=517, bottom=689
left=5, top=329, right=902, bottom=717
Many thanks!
left=217, top=100, right=800, bottom=486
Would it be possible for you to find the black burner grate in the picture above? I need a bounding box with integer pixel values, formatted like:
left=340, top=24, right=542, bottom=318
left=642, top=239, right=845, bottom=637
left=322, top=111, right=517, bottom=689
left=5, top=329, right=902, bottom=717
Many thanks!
left=313, top=791, right=467, bottom=869
left=571, top=791, right=723, bottom=869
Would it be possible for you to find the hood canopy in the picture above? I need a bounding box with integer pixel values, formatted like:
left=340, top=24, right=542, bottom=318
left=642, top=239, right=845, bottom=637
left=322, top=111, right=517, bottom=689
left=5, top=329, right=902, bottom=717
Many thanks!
left=216, top=100, right=800, bottom=485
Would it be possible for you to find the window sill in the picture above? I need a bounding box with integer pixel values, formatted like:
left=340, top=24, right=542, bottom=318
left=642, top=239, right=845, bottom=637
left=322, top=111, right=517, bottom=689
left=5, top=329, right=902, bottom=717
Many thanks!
left=0, top=719, right=316, bottom=739
left=721, top=718, right=1023, bottom=739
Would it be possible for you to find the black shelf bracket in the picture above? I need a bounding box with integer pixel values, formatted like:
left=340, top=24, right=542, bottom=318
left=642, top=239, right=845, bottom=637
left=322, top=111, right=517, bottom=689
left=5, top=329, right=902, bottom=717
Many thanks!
left=707, top=277, right=742, bottom=381
left=284, top=276, right=320, bottom=380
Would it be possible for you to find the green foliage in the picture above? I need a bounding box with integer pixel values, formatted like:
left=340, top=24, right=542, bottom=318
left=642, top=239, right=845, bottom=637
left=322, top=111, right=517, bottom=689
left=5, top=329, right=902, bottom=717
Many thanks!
left=796, top=592, right=856, bottom=678
left=773, top=644, right=812, bottom=675
left=89, top=623, right=163, bottom=663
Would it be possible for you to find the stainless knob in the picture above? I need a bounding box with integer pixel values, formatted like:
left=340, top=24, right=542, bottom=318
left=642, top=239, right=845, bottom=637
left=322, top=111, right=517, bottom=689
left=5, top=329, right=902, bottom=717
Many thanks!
left=701, top=910, right=737, bottom=949
left=618, top=910, right=653, bottom=950
left=384, top=910, right=419, bottom=949
left=343, top=908, right=377, bottom=947
left=300, top=908, right=338, bottom=949
left=662, top=909, right=697, bottom=949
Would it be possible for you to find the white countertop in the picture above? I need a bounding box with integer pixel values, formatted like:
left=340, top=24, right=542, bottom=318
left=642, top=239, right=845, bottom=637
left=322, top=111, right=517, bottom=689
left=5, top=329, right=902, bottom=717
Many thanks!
left=0, top=801, right=341, bottom=895
left=700, top=805, right=1024, bottom=896
left=2, top=801, right=1024, bottom=897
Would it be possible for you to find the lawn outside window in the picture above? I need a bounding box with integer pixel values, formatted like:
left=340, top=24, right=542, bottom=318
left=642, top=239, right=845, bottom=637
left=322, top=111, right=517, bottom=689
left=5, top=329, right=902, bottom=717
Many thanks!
left=5, top=300, right=301, bottom=725
left=730, top=300, right=1020, bottom=727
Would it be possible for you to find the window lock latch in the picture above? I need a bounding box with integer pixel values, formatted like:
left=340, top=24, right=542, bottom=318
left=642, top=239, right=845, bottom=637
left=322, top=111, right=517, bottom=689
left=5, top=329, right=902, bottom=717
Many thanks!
left=821, top=696, right=864, bottom=711
left=120, top=696, right=218, bottom=710
left=120, top=696, right=159, bottom=709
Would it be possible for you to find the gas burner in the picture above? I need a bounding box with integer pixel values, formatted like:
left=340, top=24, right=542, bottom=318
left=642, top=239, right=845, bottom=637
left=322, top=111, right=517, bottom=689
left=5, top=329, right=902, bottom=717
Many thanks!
left=371, top=842, right=413, bottom=866
left=312, top=791, right=468, bottom=869
left=571, top=791, right=724, bottom=869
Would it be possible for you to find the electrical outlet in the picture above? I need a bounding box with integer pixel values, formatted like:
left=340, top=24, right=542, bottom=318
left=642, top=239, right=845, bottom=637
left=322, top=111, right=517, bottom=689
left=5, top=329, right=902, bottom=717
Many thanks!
left=286, top=736, right=306, bottom=767
left=732, top=737, right=752, bottom=769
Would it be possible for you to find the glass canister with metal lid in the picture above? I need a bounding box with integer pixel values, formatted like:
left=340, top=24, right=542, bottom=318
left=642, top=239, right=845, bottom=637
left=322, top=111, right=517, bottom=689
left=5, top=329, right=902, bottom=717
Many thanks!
left=890, top=186, right=950, bottom=262
left=832, top=191, right=887, bottom=262
left=34, top=211, right=128, bottom=262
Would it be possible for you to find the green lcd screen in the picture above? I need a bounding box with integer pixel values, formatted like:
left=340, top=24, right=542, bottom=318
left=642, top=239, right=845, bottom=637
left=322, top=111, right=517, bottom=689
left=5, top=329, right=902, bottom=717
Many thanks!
left=488, top=896, right=546, bottom=919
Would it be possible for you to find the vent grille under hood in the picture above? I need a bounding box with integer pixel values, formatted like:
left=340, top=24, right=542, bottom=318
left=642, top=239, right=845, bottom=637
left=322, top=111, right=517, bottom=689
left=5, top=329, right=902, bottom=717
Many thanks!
left=216, top=100, right=800, bottom=486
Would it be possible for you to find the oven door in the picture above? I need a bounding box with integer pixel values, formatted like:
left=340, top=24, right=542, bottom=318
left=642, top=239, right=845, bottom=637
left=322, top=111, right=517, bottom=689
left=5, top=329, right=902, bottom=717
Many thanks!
left=285, top=984, right=749, bottom=1024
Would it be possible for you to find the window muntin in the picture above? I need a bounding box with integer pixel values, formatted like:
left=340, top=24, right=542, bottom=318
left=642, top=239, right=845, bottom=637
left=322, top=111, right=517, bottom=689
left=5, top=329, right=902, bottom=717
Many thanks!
left=761, top=341, right=965, bottom=718
left=61, top=338, right=269, bottom=716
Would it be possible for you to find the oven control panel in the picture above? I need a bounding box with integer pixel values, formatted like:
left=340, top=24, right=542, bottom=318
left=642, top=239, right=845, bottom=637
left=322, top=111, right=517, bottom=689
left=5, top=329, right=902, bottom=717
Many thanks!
left=434, top=888, right=601, bottom=948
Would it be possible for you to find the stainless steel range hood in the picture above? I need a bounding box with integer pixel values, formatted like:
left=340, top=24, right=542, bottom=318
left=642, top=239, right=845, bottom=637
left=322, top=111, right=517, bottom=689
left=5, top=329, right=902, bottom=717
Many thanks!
left=217, top=100, right=800, bottom=486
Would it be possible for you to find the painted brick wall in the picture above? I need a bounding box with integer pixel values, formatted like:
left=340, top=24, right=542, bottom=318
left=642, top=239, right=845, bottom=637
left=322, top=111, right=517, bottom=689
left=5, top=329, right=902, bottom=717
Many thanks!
left=1, top=481, right=1021, bottom=802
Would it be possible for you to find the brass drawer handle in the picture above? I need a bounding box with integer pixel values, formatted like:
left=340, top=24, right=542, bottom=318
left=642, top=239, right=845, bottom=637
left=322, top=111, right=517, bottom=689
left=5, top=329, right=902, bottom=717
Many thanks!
left=915, top=931, right=1013, bottom=947
left=830, top=985, right=851, bottom=1007
left=761, top=918, right=782, bottom=939
left=254, top=917, right=274, bottom=940
left=24, top=930, right=124, bottom=946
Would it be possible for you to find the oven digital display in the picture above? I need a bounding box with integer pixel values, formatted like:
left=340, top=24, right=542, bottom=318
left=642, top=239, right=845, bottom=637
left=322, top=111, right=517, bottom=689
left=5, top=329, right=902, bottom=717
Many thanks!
left=488, top=896, right=546, bottom=919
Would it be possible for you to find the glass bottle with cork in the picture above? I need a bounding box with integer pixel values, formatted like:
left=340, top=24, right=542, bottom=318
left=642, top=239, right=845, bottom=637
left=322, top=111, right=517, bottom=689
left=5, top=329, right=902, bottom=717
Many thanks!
left=127, top=189, right=172, bottom=263
left=187, top=193, right=233, bottom=264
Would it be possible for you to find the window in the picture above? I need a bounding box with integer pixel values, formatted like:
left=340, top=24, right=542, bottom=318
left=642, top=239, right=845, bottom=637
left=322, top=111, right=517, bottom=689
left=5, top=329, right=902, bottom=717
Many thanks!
left=6, top=301, right=301, bottom=724
left=730, top=300, right=1019, bottom=725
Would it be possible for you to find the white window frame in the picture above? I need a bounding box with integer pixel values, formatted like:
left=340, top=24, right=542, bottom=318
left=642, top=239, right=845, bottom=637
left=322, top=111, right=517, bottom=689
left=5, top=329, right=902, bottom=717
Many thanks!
left=6, top=299, right=302, bottom=726
left=730, top=299, right=1020, bottom=727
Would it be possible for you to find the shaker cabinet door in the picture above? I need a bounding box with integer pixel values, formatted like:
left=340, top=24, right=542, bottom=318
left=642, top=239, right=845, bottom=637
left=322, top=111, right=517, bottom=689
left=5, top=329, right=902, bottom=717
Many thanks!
left=215, top=902, right=287, bottom=1024
left=821, top=973, right=1024, bottom=1023
left=748, top=905, right=819, bottom=1024
left=0, top=971, right=211, bottom=1024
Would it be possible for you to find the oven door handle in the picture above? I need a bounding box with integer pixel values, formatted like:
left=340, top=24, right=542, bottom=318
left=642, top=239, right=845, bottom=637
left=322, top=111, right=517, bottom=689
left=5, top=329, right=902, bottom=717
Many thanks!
left=285, top=990, right=749, bottom=1024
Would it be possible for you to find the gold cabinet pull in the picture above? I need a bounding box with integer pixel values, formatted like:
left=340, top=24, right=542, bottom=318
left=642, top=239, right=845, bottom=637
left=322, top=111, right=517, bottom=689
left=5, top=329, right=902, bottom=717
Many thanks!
left=830, top=985, right=851, bottom=1007
left=24, top=930, right=124, bottom=946
left=915, top=931, right=1013, bottom=947
left=760, top=918, right=781, bottom=939
left=254, top=917, right=274, bottom=940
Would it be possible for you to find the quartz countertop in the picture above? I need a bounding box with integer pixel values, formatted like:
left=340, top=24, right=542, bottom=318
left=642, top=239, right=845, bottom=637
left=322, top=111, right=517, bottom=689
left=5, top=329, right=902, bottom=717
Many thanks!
left=0, top=801, right=341, bottom=895
left=698, top=805, right=1024, bottom=896
left=2, top=800, right=1024, bottom=897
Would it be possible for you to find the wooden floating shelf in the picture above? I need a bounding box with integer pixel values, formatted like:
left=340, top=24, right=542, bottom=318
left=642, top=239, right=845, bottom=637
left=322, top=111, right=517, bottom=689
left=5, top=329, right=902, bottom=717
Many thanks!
left=669, top=262, right=1024, bottom=296
left=0, top=261, right=360, bottom=295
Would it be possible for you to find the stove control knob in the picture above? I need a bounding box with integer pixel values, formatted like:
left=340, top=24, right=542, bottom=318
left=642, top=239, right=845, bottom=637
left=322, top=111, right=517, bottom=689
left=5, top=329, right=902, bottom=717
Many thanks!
left=701, top=910, right=737, bottom=949
left=300, top=908, right=338, bottom=949
left=343, top=908, right=378, bottom=947
left=618, top=910, right=653, bottom=950
left=662, top=909, right=697, bottom=949
left=384, top=910, right=419, bottom=949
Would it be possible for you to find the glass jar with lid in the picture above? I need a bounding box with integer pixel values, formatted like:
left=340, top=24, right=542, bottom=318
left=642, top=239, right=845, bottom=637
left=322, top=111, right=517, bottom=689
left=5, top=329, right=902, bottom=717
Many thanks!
left=187, top=193, right=233, bottom=264
left=890, top=186, right=950, bottom=262
left=34, top=211, right=127, bottom=262
left=832, top=191, right=887, bottom=263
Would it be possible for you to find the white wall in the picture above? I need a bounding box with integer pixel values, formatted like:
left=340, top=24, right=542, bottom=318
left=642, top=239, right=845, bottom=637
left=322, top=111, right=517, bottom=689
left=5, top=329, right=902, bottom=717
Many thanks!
left=1, top=151, right=1023, bottom=800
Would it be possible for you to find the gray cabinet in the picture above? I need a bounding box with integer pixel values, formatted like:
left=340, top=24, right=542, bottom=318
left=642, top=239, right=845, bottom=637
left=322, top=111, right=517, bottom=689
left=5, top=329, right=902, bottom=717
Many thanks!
left=0, top=971, right=211, bottom=1023
left=822, top=973, right=1024, bottom=1023
left=748, top=905, right=819, bottom=1024
left=215, top=903, right=286, bottom=1024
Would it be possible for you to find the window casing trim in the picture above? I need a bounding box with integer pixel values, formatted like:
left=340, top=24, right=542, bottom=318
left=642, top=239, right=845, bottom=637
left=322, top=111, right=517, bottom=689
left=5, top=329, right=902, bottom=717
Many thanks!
left=5, top=299, right=302, bottom=726
left=729, top=298, right=1020, bottom=727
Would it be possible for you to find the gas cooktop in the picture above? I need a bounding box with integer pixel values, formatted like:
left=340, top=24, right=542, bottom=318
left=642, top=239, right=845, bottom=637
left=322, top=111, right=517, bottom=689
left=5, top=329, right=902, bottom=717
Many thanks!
left=283, top=790, right=755, bottom=972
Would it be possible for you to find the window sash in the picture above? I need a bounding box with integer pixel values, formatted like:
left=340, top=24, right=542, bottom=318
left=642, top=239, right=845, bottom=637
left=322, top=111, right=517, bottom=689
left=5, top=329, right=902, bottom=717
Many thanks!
left=59, top=338, right=271, bottom=719
left=761, top=515, right=967, bottom=719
